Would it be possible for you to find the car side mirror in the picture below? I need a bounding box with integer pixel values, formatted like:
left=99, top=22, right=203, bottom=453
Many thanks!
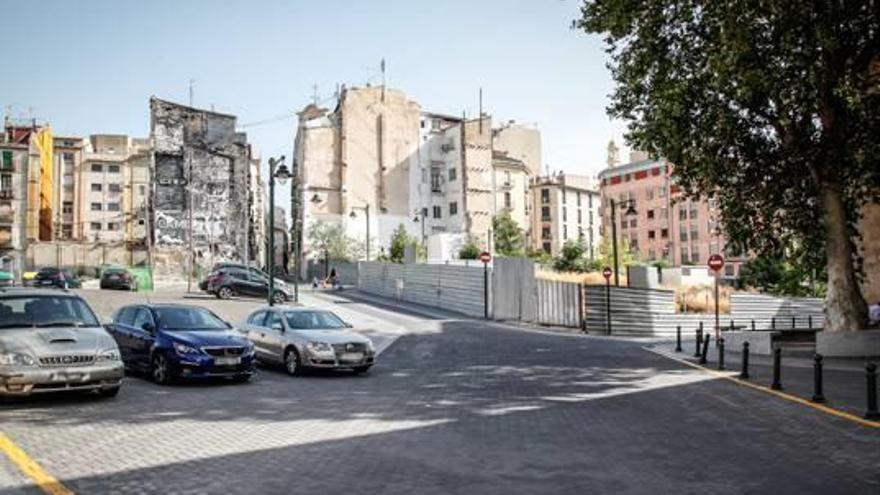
left=142, top=322, right=155, bottom=334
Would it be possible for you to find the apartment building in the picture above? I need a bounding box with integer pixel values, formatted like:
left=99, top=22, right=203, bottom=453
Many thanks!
left=531, top=172, right=601, bottom=257
left=0, top=126, right=29, bottom=274
left=598, top=153, right=742, bottom=276
left=492, top=151, right=531, bottom=236
left=82, top=135, right=150, bottom=244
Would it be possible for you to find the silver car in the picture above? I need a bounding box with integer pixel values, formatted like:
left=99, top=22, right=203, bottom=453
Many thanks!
left=241, top=306, right=375, bottom=375
left=0, top=288, right=124, bottom=397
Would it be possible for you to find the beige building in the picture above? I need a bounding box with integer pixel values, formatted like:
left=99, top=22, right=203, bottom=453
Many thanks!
left=492, top=151, right=531, bottom=236
left=493, top=122, right=542, bottom=176
left=81, top=135, right=150, bottom=245
left=531, top=173, right=601, bottom=257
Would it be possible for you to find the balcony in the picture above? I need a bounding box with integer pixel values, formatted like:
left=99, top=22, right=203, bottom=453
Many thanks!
left=0, top=189, right=13, bottom=200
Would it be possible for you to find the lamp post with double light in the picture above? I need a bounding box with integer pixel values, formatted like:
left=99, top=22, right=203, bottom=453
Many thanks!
left=267, top=156, right=291, bottom=306
left=609, top=197, right=637, bottom=286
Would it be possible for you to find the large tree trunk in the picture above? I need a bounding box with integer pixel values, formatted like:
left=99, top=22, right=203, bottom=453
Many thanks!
left=819, top=178, right=868, bottom=332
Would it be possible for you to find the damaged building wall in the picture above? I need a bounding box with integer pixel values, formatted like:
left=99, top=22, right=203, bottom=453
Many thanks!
left=461, top=116, right=494, bottom=248
left=149, top=97, right=255, bottom=274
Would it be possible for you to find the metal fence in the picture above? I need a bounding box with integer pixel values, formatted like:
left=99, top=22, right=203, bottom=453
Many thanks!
left=729, top=293, right=825, bottom=329
left=535, top=280, right=582, bottom=328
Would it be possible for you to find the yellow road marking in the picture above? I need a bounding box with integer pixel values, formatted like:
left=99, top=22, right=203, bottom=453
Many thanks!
left=645, top=347, right=880, bottom=429
left=0, top=432, right=74, bottom=495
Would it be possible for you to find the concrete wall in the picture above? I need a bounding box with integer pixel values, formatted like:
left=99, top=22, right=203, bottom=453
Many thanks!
left=492, top=123, right=542, bottom=177
left=26, top=242, right=148, bottom=275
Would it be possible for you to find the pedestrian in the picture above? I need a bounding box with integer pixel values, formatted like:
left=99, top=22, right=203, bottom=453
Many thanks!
left=869, top=301, right=880, bottom=327
left=312, top=276, right=319, bottom=290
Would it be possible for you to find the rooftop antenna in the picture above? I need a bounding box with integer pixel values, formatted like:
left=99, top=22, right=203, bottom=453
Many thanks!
left=312, top=84, right=319, bottom=105
left=381, top=58, right=386, bottom=101
left=188, top=79, right=195, bottom=107
left=478, top=87, right=483, bottom=134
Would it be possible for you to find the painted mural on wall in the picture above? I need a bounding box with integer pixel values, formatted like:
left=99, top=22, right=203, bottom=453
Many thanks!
left=149, top=98, right=254, bottom=265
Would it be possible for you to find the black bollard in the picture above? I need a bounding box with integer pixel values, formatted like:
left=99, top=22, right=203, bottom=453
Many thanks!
left=675, top=325, right=682, bottom=352
left=771, top=348, right=783, bottom=390
left=751, top=320, right=756, bottom=332
left=699, top=334, right=711, bottom=365
left=811, top=354, right=825, bottom=403
left=866, top=363, right=879, bottom=421
left=694, top=325, right=703, bottom=358
left=730, top=319, right=735, bottom=331
left=739, top=342, right=750, bottom=379
left=808, top=315, right=813, bottom=329
left=771, top=317, right=776, bottom=330
left=717, top=338, right=725, bottom=370
left=791, top=316, right=796, bottom=329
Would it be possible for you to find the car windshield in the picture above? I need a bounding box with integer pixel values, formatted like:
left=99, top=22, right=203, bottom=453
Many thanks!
left=284, top=310, right=348, bottom=330
left=0, top=296, right=101, bottom=329
left=155, top=307, right=229, bottom=330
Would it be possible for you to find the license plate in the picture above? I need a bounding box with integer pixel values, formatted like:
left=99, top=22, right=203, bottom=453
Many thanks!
left=339, top=352, right=363, bottom=362
left=51, top=372, right=82, bottom=382
left=215, top=357, right=241, bottom=366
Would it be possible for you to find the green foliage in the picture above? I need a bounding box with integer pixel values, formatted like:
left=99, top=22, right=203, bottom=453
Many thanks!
left=578, top=1, right=878, bottom=327
left=595, top=236, right=637, bottom=270
left=458, top=239, right=481, bottom=260
left=553, top=240, right=587, bottom=272
left=307, top=221, right=363, bottom=262
left=492, top=211, right=525, bottom=257
left=738, top=255, right=826, bottom=298
left=388, top=224, right=411, bottom=263
left=526, top=248, right=554, bottom=265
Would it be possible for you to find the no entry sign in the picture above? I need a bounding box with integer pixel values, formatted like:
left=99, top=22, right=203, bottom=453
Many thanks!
left=708, top=254, right=724, bottom=272
left=602, top=267, right=613, bottom=280
left=480, top=251, right=491, bottom=263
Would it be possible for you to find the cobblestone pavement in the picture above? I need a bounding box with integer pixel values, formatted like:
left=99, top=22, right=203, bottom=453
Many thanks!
left=0, top=289, right=878, bottom=494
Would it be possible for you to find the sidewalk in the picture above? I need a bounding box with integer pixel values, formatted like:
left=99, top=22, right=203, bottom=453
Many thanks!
left=648, top=338, right=879, bottom=423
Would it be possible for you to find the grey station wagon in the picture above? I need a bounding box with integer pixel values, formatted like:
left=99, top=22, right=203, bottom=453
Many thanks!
left=241, top=306, right=375, bottom=375
left=0, top=288, right=124, bottom=397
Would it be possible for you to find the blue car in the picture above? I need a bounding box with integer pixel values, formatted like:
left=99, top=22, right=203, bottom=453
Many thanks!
left=106, top=304, right=255, bottom=384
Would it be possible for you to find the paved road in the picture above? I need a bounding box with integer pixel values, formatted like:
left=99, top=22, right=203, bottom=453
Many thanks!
left=0, top=289, right=878, bottom=494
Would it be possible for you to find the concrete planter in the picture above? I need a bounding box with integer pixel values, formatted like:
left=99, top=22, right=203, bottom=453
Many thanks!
left=815, top=330, right=880, bottom=358
left=722, top=331, right=778, bottom=355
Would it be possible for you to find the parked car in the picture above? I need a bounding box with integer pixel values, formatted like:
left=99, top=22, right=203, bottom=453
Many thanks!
left=0, top=288, right=124, bottom=397
left=21, top=271, right=37, bottom=287
left=106, top=304, right=255, bottom=384
left=208, top=267, right=292, bottom=304
left=199, top=263, right=287, bottom=293
left=241, top=306, right=375, bottom=375
left=33, top=267, right=82, bottom=289
left=0, top=271, right=13, bottom=287
left=100, top=268, right=138, bottom=291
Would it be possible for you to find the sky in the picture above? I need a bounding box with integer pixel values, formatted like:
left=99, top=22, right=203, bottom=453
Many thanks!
left=0, top=0, right=628, bottom=197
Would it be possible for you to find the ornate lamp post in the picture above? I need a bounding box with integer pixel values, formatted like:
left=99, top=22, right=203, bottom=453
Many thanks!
left=268, top=156, right=290, bottom=306
left=609, top=197, right=637, bottom=286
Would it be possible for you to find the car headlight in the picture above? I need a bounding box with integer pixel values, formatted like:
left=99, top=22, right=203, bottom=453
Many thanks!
left=96, top=349, right=121, bottom=362
left=242, top=341, right=255, bottom=355
left=0, top=352, right=37, bottom=366
left=173, top=342, right=202, bottom=355
left=306, top=341, right=334, bottom=354
left=366, top=340, right=375, bottom=352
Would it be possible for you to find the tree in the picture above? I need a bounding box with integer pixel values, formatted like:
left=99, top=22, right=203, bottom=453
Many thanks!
left=738, top=254, right=825, bottom=297
left=492, top=211, right=525, bottom=256
left=306, top=221, right=363, bottom=268
left=553, top=240, right=588, bottom=272
left=458, top=238, right=481, bottom=260
left=595, top=236, right=637, bottom=272
left=388, top=224, right=410, bottom=263
left=579, top=2, right=879, bottom=331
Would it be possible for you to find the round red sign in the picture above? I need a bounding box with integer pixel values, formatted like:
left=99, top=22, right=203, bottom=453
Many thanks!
left=479, top=251, right=491, bottom=263
left=602, top=267, right=613, bottom=280
left=708, top=254, right=724, bottom=272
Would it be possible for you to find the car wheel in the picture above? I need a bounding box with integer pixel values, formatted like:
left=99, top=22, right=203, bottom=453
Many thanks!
left=217, top=286, right=234, bottom=300
left=353, top=366, right=371, bottom=375
left=151, top=354, right=175, bottom=385
left=283, top=347, right=302, bottom=376
left=272, top=291, right=286, bottom=304
left=97, top=386, right=121, bottom=398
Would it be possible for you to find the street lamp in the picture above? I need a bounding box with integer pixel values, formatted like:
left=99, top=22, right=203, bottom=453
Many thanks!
left=609, top=197, right=637, bottom=286
left=349, top=204, right=370, bottom=261
left=412, top=208, right=427, bottom=245
left=268, top=155, right=290, bottom=306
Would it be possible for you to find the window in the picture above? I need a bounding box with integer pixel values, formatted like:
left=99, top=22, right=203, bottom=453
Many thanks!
left=690, top=227, right=699, bottom=241
left=139, top=185, right=146, bottom=195
left=647, top=209, right=655, bottom=220
left=431, top=169, right=442, bottom=193
left=691, top=245, right=701, bottom=264
left=578, top=226, right=584, bottom=239
left=541, top=189, right=550, bottom=204
left=108, top=165, right=120, bottom=174
left=91, top=202, right=102, bottom=211
left=504, top=171, right=511, bottom=186
left=589, top=211, right=594, bottom=225
left=91, top=163, right=102, bottom=173
left=109, top=183, right=122, bottom=193
left=449, top=202, right=458, bottom=215
left=629, top=218, right=637, bottom=228
left=689, top=207, right=698, bottom=219
left=562, top=207, right=567, bottom=222
left=679, top=208, right=687, bottom=221
left=563, top=226, right=568, bottom=240
left=588, top=194, right=593, bottom=208
left=648, top=230, right=655, bottom=240
left=577, top=210, right=582, bottom=224
left=448, top=167, right=457, bottom=182
left=680, top=247, right=689, bottom=264
left=107, top=203, right=120, bottom=212
left=661, top=228, right=669, bottom=239
left=91, top=183, right=102, bottom=192
left=90, top=222, right=102, bottom=231
left=132, top=309, right=155, bottom=330
left=1, top=150, right=12, bottom=170
left=432, top=206, right=441, bottom=219
left=503, top=192, right=511, bottom=209
left=107, top=223, right=119, bottom=231
left=625, top=173, right=631, bottom=182
left=0, top=174, right=11, bottom=192
left=646, top=187, right=654, bottom=200
left=680, top=230, right=688, bottom=241
left=659, top=186, right=667, bottom=198
left=661, top=207, right=668, bottom=219
left=542, top=242, right=551, bottom=253
left=724, top=265, right=735, bottom=276
left=541, top=206, right=551, bottom=221
left=248, top=311, right=267, bottom=326
left=62, top=152, right=75, bottom=171
left=542, top=227, right=551, bottom=239
left=61, top=224, right=73, bottom=238
left=62, top=201, right=73, bottom=214
left=648, top=249, right=655, bottom=260
left=576, top=192, right=582, bottom=206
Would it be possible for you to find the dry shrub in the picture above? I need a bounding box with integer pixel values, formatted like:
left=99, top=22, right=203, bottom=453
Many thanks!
left=673, top=285, right=731, bottom=314
left=536, top=270, right=627, bottom=286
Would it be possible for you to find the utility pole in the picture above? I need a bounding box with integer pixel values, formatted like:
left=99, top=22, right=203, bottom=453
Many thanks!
left=478, top=87, right=483, bottom=134
left=188, top=79, right=195, bottom=107
left=187, top=151, right=194, bottom=293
